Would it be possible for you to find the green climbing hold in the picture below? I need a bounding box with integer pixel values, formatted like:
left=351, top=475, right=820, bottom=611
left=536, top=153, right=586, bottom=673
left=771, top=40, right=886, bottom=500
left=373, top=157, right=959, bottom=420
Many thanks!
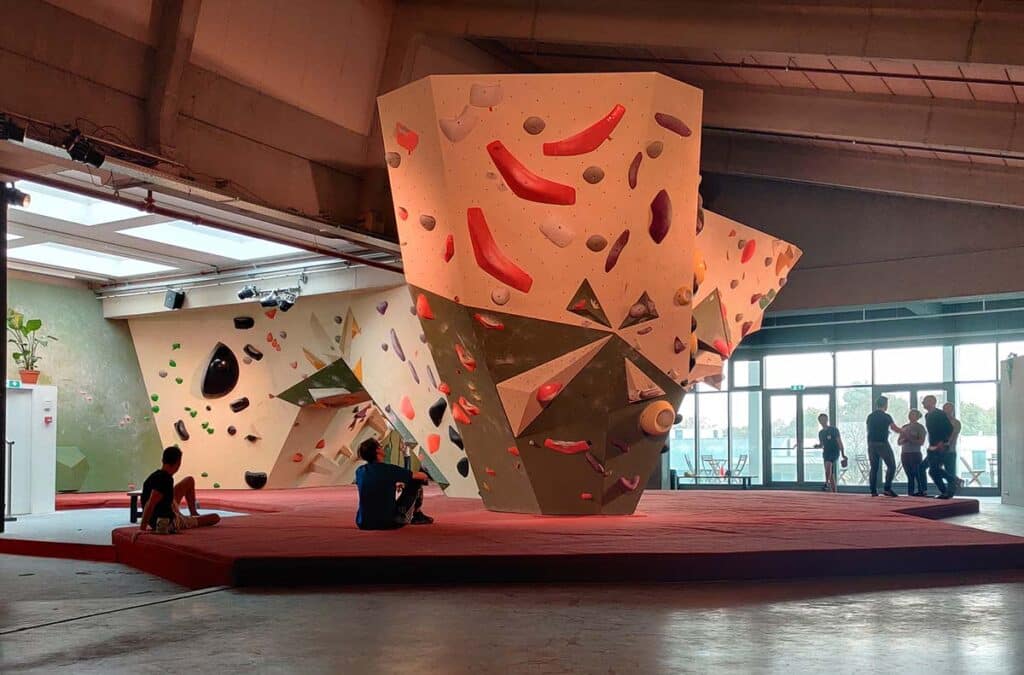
left=201, top=421, right=209, bottom=429
left=150, top=394, right=159, bottom=402
left=151, top=405, right=160, bottom=413
left=189, top=410, right=198, bottom=418
left=213, top=483, right=220, bottom=488
left=201, top=472, right=208, bottom=477
left=206, top=428, right=214, bottom=434
left=172, top=343, right=181, bottom=350
left=169, top=360, right=177, bottom=367
left=175, top=377, right=183, bottom=384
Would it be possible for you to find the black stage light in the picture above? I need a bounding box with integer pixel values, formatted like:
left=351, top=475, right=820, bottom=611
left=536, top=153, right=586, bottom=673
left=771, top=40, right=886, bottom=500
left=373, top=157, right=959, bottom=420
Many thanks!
left=3, top=184, right=30, bottom=207
left=0, top=115, right=25, bottom=143
left=277, top=292, right=296, bottom=312
left=237, top=284, right=258, bottom=300
left=63, top=129, right=105, bottom=168
left=259, top=292, right=279, bottom=308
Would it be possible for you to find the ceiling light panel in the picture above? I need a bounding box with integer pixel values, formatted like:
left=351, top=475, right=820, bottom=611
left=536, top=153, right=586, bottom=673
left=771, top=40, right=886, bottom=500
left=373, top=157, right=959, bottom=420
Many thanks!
left=7, top=242, right=176, bottom=277
left=11, top=181, right=142, bottom=226
left=118, top=220, right=304, bottom=260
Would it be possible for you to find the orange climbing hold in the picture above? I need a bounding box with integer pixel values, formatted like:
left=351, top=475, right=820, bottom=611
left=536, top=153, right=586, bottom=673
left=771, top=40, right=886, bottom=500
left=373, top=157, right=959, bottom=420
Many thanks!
left=507, top=446, right=520, bottom=456
left=438, top=382, right=451, bottom=395
left=452, top=402, right=472, bottom=425
left=416, top=293, right=435, bottom=319
left=265, top=309, right=277, bottom=319
left=400, top=395, right=415, bottom=420
left=426, top=434, right=441, bottom=454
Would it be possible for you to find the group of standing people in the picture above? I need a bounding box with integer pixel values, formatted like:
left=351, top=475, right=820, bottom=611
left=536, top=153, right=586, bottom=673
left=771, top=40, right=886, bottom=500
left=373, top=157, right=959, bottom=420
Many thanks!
left=814, top=395, right=963, bottom=498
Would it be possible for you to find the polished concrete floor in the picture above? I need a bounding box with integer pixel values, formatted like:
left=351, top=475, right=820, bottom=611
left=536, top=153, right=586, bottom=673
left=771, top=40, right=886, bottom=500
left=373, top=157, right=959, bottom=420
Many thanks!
left=2, top=500, right=1023, bottom=674
left=0, top=508, right=242, bottom=546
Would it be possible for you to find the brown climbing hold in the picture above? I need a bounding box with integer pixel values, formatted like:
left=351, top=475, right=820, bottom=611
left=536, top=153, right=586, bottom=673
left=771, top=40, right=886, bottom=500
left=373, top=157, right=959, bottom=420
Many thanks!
left=585, top=235, right=608, bottom=252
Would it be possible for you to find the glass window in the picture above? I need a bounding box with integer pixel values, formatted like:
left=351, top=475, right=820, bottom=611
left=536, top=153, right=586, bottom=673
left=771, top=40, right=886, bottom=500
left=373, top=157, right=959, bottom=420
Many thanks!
left=730, top=391, right=762, bottom=485
left=955, top=343, right=996, bottom=382
left=671, top=395, right=696, bottom=484
left=836, top=387, right=873, bottom=487
left=697, top=393, right=729, bottom=483
left=836, top=350, right=872, bottom=385
left=873, top=346, right=951, bottom=385
left=696, top=360, right=728, bottom=392
left=120, top=221, right=303, bottom=261
left=955, top=383, right=998, bottom=488
left=763, top=352, right=834, bottom=389
left=732, top=359, right=761, bottom=388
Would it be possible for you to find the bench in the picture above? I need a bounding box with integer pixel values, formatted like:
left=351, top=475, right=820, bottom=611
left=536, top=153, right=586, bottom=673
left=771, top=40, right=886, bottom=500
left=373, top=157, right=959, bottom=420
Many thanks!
left=670, top=471, right=757, bottom=490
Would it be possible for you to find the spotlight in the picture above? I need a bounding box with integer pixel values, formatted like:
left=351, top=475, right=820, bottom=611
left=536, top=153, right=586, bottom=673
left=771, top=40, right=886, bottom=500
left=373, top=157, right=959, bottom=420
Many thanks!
left=3, top=184, right=30, bottom=207
left=0, top=115, right=25, bottom=143
left=278, top=292, right=297, bottom=312
left=237, top=284, right=258, bottom=300
left=259, top=292, right=279, bottom=308
left=63, top=129, right=105, bottom=168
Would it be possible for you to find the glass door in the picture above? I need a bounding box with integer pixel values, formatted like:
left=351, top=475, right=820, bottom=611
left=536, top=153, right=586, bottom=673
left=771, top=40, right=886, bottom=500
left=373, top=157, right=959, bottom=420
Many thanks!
left=766, top=390, right=834, bottom=486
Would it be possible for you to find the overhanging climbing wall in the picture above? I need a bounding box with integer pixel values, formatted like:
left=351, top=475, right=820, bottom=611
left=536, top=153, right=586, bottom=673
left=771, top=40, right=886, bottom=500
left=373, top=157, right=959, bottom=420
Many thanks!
left=378, top=73, right=801, bottom=515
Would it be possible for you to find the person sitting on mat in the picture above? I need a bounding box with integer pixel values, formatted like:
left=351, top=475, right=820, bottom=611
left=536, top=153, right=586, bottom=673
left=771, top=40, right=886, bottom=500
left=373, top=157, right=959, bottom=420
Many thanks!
left=138, top=446, right=220, bottom=534
left=355, top=438, right=434, bottom=530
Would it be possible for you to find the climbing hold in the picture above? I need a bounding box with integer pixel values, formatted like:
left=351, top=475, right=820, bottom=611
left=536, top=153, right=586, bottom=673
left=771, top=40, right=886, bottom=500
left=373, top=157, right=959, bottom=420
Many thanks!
left=292, top=453, right=304, bottom=463
left=566, top=279, right=612, bottom=327
left=395, top=122, right=419, bottom=154
left=458, top=396, right=480, bottom=416
left=585, top=235, right=608, bottom=252
left=151, top=405, right=160, bottom=413
left=385, top=151, right=401, bottom=168
left=457, top=457, right=470, bottom=477
left=523, top=116, right=546, bottom=134
left=159, top=370, right=168, bottom=378
left=169, top=360, right=176, bottom=368
left=674, top=287, right=692, bottom=306
left=416, top=293, right=434, bottom=319
left=467, top=207, right=534, bottom=291
left=627, top=152, right=642, bottom=189
left=150, top=394, right=159, bottom=402
left=538, top=221, right=575, bottom=248
left=673, top=337, right=685, bottom=354
left=390, top=329, right=406, bottom=362
left=648, top=189, right=672, bottom=244
left=486, top=142, right=575, bottom=206
left=244, top=471, right=268, bottom=489
left=646, top=140, right=664, bottom=158
left=201, top=421, right=209, bottom=429
left=400, top=395, right=415, bottom=420
left=172, top=343, right=181, bottom=350
left=605, top=230, right=630, bottom=272
left=449, top=426, right=465, bottom=450
left=439, top=104, right=480, bottom=142
left=619, top=291, right=659, bottom=329
left=536, top=382, right=563, bottom=404
left=175, top=377, right=183, bottom=384
left=544, top=439, right=591, bottom=454
left=265, top=309, right=277, bottom=319
left=619, top=475, right=641, bottom=491
left=230, top=397, right=249, bottom=413
left=473, top=313, right=504, bottom=330
left=639, top=400, right=676, bottom=435
left=455, top=343, right=476, bottom=371
left=419, top=214, right=437, bottom=231
left=234, top=317, right=255, bottom=330
left=507, top=446, right=520, bottom=456
left=452, top=403, right=471, bottom=425
left=428, top=398, right=448, bottom=427
left=201, top=472, right=208, bottom=478
left=741, top=321, right=754, bottom=337
left=583, top=166, right=605, bottom=184
left=174, top=420, right=189, bottom=441
left=491, top=287, right=510, bottom=306
left=189, top=410, right=198, bottom=418
left=315, top=439, right=326, bottom=450
left=443, top=233, right=455, bottom=263
left=470, top=83, right=503, bottom=108
left=227, top=426, right=237, bottom=436
left=543, top=104, right=625, bottom=156
left=740, top=239, right=756, bottom=263
left=654, top=112, right=692, bottom=138
left=408, top=361, right=420, bottom=384
left=279, top=331, right=287, bottom=339
left=206, top=427, right=214, bottom=435
left=581, top=492, right=594, bottom=501
left=289, top=361, right=298, bottom=369
left=376, top=301, right=389, bottom=315
left=585, top=452, right=610, bottom=476
left=243, top=344, right=263, bottom=361
left=438, top=382, right=451, bottom=395
left=245, top=434, right=260, bottom=443
left=694, top=249, right=706, bottom=286
left=427, top=434, right=441, bottom=454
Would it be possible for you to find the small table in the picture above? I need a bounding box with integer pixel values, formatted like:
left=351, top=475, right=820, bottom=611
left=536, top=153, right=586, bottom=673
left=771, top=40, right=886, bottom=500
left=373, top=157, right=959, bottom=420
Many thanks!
left=727, top=475, right=755, bottom=489
left=128, top=489, right=143, bottom=523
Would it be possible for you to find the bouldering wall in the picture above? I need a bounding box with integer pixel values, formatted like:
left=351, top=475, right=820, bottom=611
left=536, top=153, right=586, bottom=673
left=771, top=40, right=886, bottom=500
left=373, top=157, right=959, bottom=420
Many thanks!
left=128, top=285, right=474, bottom=495
left=6, top=274, right=162, bottom=492
left=377, top=73, right=801, bottom=514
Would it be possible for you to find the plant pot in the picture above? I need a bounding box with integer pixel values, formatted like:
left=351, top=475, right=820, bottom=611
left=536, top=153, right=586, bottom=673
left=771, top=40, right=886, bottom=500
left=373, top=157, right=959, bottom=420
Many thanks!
left=19, top=369, right=40, bottom=384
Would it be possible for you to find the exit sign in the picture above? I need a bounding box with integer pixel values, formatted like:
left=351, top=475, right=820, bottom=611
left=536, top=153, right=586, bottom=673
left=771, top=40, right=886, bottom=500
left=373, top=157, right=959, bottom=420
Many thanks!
left=6, top=380, right=21, bottom=388
left=790, top=384, right=805, bottom=391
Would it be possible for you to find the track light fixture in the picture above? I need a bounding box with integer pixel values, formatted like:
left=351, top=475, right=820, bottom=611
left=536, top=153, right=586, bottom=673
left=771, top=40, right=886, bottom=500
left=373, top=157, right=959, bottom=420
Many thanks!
left=237, top=284, right=258, bottom=300
left=278, top=291, right=297, bottom=312
left=3, top=183, right=30, bottom=207
left=0, top=114, right=25, bottom=143
left=63, top=129, right=106, bottom=168
left=259, top=292, right=280, bottom=308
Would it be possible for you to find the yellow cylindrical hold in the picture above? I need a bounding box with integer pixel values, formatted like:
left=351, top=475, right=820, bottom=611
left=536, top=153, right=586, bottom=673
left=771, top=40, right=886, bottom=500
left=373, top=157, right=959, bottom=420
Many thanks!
left=640, top=400, right=675, bottom=435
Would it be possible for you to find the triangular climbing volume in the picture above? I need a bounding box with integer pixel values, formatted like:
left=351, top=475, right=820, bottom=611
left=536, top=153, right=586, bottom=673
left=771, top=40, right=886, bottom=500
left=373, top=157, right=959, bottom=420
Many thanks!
left=496, top=336, right=612, bottom=435
left=618, top=291, right=659, bottom=329
left=624, top=359, right=666, bottom=403
left=566, top=279, right=612, bottom=328
left=692, top=289, right=732, bottom=357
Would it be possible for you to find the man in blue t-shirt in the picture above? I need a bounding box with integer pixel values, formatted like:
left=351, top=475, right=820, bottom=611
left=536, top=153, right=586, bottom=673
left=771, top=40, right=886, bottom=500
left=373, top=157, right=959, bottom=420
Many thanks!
left=355, top=438, right=434, bottom=530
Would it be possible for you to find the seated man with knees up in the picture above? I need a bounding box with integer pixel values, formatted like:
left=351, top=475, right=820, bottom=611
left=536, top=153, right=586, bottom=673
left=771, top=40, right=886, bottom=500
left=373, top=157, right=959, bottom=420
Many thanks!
left=355, top=438, right=434, bottom=530
left=139, top=446, right=221, bottom=534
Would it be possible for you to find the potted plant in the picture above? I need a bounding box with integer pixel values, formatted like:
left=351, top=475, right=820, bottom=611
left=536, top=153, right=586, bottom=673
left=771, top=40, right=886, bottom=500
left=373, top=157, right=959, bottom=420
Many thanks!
left=7, top=308, right=57, bottom=384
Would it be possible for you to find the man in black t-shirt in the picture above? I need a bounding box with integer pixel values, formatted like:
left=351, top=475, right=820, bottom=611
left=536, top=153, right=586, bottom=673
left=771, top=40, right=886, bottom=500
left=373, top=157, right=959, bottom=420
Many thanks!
left=813, top=413, right=846, bottom=493
left=865, top=396, right=902, bottom=497
left=138, top=446, right=220, bottom=534
left=922, top=395, right=959, bottom=499
left=355, top=438, right=434, bottom=530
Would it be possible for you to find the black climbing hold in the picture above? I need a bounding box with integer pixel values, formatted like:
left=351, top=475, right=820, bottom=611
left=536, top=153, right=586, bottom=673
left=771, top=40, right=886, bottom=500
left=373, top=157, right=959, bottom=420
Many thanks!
left=675, top=414, right=683, bottom=424
left=244, top=471, right=268, bottom=490
left=234, top=316, right=255, bottom=329
left=448, top=425, right=464, bottom=450
left=174, top=420, right=190, bottom=441
left=245, top=434, right=260, bottom=443
left=661, top=444, right=670, bottom=454
left=457, top=457, right=470, bottom=477
left=230, top=397, right=250, bottom=413
left=243, top=344, right=264, bottom=361
left=202, top=343, right=239, bottom=399
left=429, top=397, right=448, bottom=427
left=227, top=426, right=237, bottom=436
left=205, top=405, right=212, bottom=412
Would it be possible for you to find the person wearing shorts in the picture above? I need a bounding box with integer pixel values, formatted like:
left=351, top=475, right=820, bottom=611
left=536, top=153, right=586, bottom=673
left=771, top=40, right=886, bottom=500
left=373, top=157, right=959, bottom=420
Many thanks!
left=139, top=446, right=220, bottom=534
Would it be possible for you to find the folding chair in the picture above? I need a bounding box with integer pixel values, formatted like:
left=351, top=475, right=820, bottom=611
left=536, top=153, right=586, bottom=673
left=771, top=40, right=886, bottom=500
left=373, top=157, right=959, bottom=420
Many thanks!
left=960, top=455, right=985, bottom=487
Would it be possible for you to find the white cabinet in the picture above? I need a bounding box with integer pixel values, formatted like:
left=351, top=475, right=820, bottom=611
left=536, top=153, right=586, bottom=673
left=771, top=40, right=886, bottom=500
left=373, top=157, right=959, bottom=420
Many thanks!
left=4, top=384, right=57, bottom=515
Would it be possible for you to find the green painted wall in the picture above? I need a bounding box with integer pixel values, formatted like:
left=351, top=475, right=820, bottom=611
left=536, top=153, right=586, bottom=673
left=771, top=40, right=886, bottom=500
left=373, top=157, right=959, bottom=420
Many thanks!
left=6, top=276, right=162, bottom=492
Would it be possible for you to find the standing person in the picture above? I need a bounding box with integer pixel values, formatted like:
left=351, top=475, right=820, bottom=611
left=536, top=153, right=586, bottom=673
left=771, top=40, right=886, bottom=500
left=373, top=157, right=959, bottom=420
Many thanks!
left=898, top=410, right=928, bottom=496
left=922, top=395, right=959, bottom=499
left=138, top=446, right=220, bottom=534
left=865, top=396, right=902, bottom=497
left=942, top=402, right=965, bottom=491
left=355, top=438, right=434, bottom=530
left=813, top=413, right=846, bottom=493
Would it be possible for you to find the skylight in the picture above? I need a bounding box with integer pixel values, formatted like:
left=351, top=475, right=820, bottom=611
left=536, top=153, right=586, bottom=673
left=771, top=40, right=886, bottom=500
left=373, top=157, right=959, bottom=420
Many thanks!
left=118, top=220, right=304, bottom=260
left=10, top=181, right=142, bottom=226
left=6, top=233, right=21, bottom=241
left=7, top=243, right=176, bottom=277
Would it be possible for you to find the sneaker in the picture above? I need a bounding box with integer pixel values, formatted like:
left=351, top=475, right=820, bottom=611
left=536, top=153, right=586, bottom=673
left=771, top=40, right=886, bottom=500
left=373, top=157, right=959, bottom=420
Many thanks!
left=937, top=493, right=953, bottom=500
left=410, top=512, right=434, bottom=525
left=956, top=478, right=965, bottom=490
left=883, top=489, right=899, bottom=498
left=870, top=493, right=879, bottom=497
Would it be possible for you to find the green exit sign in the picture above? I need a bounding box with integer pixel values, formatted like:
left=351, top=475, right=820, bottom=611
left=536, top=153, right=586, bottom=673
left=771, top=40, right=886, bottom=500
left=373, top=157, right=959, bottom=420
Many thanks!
left=790, top=384, right=805, bottom=391
left=6, top=380, right=22, bottom=388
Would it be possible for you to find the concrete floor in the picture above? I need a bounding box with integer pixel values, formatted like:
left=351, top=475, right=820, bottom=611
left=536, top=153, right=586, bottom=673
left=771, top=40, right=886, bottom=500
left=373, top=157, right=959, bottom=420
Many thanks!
left=2, top=500, right=1023, bottom=674
left=0, top=508, right=242, bottom=546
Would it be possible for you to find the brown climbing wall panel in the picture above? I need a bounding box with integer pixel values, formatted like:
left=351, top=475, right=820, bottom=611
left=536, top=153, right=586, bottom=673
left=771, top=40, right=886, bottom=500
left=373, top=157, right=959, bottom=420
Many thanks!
left=379, top=73, right=802, bottom=514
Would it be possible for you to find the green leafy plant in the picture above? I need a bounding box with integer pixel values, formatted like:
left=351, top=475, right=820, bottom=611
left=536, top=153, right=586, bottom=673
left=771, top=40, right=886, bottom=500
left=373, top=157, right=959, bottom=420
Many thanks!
left=7, top=308, right=57, bottom=372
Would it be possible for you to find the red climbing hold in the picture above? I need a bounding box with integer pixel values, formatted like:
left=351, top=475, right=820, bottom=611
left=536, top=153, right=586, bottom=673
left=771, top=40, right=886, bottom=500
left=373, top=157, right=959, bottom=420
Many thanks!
left=619, top=475, right=641, bottom=491
left=427, top=434, right=441, bottom=454
left=486, top=142, right=576, bottom=205
left=438, top=382, right=451, bottom=395
left=485, top=467, right=496, bottom=476
left=741, top=239, right=757, bottom=263
left=292, top=453, right=304, bottom=463
left=467, top=207, right=534, bottom=292
left=741, top=321, right=754, bottom=337
left=452, top=402, right=472, bottom=425
left=458, top=396, right=481, bottom=416
left=289, top=361, right=298, bottom=369
left=265, top=309, right=277, bottom=319
left=443, top=234, right=455, bottom=263
left=266, top=332, right=274, bottom=343
left=712, top=338, right=733, bottom=358
left=395, top=123, right=419, bottom=155
left=455, top=343, right=477, bottom=372
left=315, top=439, right=326, bottom=449
left=507, top=446, right=520, bottom=456
left=536, top=382, right=563, bottom=404
left=473, top=313, right=505, bottom=330
left=400, top=395, right=415, bottom=420
left=397, top=207, right=408, bottom=221
left=544, top=438, right=591, bottom=454
left=416, top=293, right=435, bottom=319
left=580, top=492, right=594, bottom=501
left=542, top=104, right=626, bottom=156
